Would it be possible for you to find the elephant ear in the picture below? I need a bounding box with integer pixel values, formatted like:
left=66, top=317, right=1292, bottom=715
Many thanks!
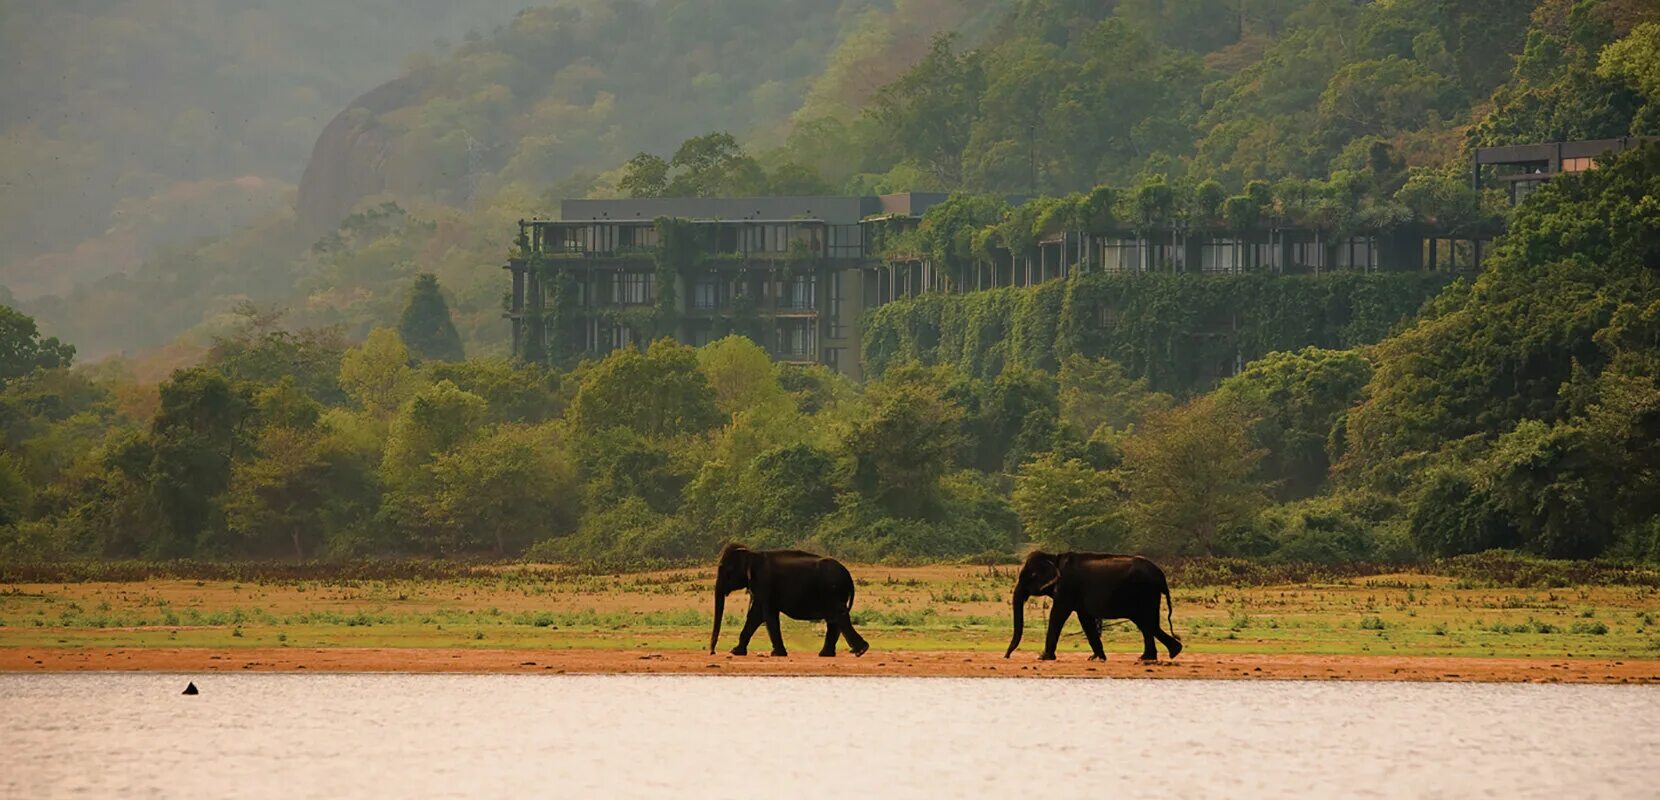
left=1055, top=553, right=1076, bottom=573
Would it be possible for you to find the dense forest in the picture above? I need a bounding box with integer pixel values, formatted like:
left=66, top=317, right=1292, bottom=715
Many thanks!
left=3, top=143, right=1658, bottom=564
left=2, top=0, right=1658, bottom=565
left=21, top=0, right=1656, bottom=369
left=12, top=0, right=998, bottom=366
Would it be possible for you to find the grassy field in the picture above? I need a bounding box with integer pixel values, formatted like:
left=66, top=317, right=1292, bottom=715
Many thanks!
left=3, top=564, right=1658, bottom=660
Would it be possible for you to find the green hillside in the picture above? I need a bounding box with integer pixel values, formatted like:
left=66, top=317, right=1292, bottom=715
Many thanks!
left=9, top=0, right=1658, bottom=369
left=0, top=0, right=550, bottom=298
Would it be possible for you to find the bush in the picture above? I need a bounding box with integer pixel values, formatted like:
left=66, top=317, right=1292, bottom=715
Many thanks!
left=1254, top=491, right=1407, bottom=564
left=1409, top=466, right=1517, bottom=557
left=528, top=497, right=716, bottom=564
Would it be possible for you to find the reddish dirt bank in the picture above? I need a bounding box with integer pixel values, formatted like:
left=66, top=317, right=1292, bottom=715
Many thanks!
left=4, top=648, right=1659, bottom=683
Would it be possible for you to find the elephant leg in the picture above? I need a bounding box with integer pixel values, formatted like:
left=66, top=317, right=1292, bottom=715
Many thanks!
left=765, top=610, right=788, bottom=657
left=1078, top=612, right=1107, bottom=661
left=819, top=622, right=839, bottom=657
left=1154, top=624, right=1183, bottom=659
left=1135, top=617, right=1159, bottom=661
left=834, top=611, right=869, bottom=656
left=1040, top=602, right=1071, bottom=661
left=731, top=604, right=763, bottom=656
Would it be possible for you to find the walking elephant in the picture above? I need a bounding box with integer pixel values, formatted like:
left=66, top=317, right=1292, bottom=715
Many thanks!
left=709, top=543, right=870, bottom=657
left=1005, top=551, right=1182, bottom=661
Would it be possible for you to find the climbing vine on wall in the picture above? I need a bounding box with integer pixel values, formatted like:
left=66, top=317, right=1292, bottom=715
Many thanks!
left=654, top=217, right=701, bottom=341
left=863, top=272, right=1454, bottom=395
left=546, top=261, right=578, bottom=368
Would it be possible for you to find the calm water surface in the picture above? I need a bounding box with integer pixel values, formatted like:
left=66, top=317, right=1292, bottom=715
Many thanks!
left=3, top=674, right=1656, bottom=799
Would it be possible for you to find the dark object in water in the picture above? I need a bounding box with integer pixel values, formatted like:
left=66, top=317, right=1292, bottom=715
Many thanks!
left=182, top=682, right=199, bottom=695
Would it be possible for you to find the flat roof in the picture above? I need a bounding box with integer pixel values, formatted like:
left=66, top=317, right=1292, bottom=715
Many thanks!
left=560, top=196, right=878, bottom=225
left=1474, top=136, right=1653, bottom=165
left=553, top=192, right=1014, bottom=224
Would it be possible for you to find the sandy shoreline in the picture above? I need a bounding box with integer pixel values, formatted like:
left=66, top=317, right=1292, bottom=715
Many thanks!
left=4, top=647, right=1659, bottom=683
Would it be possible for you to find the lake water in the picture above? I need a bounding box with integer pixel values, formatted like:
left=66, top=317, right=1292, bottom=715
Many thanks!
left=2, top=674, right=1656, bottom=799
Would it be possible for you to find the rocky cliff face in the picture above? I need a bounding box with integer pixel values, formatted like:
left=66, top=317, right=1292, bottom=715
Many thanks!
left=295, top=76, right=425, bottom=236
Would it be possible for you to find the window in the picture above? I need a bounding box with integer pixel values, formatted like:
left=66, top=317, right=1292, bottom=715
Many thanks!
left=828, top=225, right=863, bottom=259
left=1336, top=237, right=1373, bottom=270
left=578, top=224, right=616, bottom=254
left=1291, top=242, right=1325, bottom=271
left=1200, top=239, right=1239, bottom=274
left=778, top=321, right=816, bottom=358
left=691, top=276, right=720, bottom=310
left=585, top=319, right=629, bottom=353
left=556, top=227, right=585, bottom=254
left=1100, top=239, right=1142, bottom=273
left=1561, top=157, right=1594, bottom=173
left=620, top=225, right=659, bottom=249
left=614, top=272, right=654, bottom=305
left=785, top=275, right=816, bottom=309
left=823, top=347, right=843, bottom=372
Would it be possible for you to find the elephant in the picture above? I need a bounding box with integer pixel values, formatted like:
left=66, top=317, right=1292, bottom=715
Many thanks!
left=709, top=543, right=870, bottom=658
left=1005, top=551, right=1182, bottom=662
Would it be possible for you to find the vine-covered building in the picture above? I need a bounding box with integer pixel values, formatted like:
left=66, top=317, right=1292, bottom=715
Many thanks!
left=505, top=191, right=1483, bottom=378
left=505, top=193, right=954, bottom=380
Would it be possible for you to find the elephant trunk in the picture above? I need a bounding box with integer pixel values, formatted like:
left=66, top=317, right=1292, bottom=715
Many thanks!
left=1004, top=587, right=1028, bottom=658
left=709, top=589, right=726, bottom=655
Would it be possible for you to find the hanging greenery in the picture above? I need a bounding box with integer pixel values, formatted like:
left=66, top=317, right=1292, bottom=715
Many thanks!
left=863, top=272, right=1454, bottom=395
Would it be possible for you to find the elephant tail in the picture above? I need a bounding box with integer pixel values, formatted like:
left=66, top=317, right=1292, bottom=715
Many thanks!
left=1162, top=579, right=1176, bottom=636
left=846, top=577, right=856, bottom=612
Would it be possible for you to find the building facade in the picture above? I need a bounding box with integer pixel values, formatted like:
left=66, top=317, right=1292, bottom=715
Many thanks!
left=505, top=194, right=956, bottom=380
left=1473, top=136, right=1651, bottom=206
left=508, top=139, right=1647, bottom=377
left=504, top=193, right=1475, bottom=378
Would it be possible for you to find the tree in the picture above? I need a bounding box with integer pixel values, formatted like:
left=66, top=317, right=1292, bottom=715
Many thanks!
left=144, top=367, right=254, bottom=557
left=380, top=380, right=487, bottom=486
left=665, top=132, right=766, bottom=197
left=866, top=33, right=984, bottom=186
left=224, top=426, right=365, bottom=561
left=767, top=162, right=833, bottom=196
left=1484, top=419, right=1619, bottom=559
left=0, top=305, right=74, bottom=387
left=976, top=367, right=1062, bottom=472
left=425, top=358, right=560, bottom=424
left=695, top=335, right=792, bottom=419
left=844, top=380, right=965, bottom=519
left=397, top=274, right=464, bottom=362
left=618, top=152, right=670, bottom=198
left=1408, top=465, right=1516, bottom=557
left=206, top=306, right=347, bottom=405
left=1012, top=453, right=1127, bottom=552
left=1598, top=22, right=1660, bottom=105
left=424, top=424, right=575, bottom=555
left=1215, top=347, right=1372, bottom=500
left=1057, top=354, right=1173, bottom=437
left=0, top=452, right=32, bottom=528
left=340, top=328, right=419, bottom=416
left=569, top=340, right=721, bottom=440
left=1121, top=395, right=1266, bottom=556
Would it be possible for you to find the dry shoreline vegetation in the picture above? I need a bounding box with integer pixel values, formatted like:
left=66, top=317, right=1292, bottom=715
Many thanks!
left=3, top=558, right=1658, bottom=683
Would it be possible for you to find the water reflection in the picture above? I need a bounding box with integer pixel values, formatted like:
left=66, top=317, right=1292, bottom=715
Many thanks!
left=3, top=674, right=1656, bottom=798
